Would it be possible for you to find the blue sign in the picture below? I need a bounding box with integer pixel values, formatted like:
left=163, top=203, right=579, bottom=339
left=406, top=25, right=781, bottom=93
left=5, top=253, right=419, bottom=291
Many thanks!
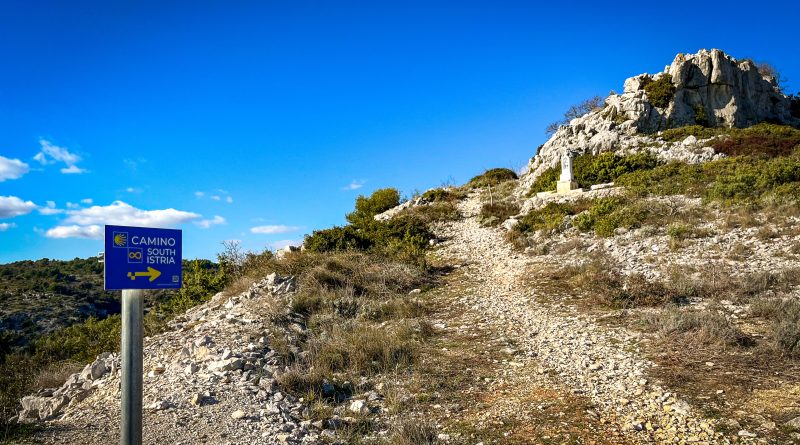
left=104, top=225, right=183, bottom=290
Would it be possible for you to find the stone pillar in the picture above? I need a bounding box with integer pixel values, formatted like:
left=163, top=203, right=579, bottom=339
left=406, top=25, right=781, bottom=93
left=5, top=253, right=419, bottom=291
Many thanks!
left=556, top=152, right=578, bottom=193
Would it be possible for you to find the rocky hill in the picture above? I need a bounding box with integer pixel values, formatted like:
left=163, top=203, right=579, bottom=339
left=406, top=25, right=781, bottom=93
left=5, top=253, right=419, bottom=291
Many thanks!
left=9, top=49, right=800, bottom=445
left=518, top=49, right=800, bottom=194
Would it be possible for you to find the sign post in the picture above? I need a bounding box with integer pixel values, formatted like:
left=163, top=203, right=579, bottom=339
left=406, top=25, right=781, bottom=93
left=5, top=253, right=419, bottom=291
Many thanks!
left=120, top=289, right=143, bottom=445
left=104, top=225, right=182, bottom=445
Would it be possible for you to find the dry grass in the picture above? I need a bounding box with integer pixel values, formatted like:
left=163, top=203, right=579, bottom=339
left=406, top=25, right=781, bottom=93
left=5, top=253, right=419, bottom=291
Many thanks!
left=389, top=419, right=439, bottom=445
left=478, top=201, right=519, bottom=227
left=641, top=308, right=749, bottom=348
left=34, top=362, right=83, bottom=389
left=252, top=250, right=435, bottom=424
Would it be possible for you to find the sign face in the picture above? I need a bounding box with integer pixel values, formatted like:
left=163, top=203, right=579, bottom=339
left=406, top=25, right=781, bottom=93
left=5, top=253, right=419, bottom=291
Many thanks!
left=104, top=225, right=182, bottom=290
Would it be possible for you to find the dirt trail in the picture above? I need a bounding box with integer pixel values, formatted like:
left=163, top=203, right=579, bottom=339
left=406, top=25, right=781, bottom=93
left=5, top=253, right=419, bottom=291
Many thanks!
left=429, top=193, right=745, bottom=444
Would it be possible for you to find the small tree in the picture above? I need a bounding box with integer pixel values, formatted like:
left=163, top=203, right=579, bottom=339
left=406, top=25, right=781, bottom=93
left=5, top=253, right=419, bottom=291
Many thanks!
left=217, top=240, right=245, bottom=279
left=756, top=62, right=786, bottom=92
left=545, top=96, right=604, bottom=135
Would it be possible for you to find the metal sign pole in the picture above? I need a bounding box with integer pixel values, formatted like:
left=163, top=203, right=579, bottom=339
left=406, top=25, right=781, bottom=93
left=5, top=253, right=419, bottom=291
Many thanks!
left=121, top=289, right=144, bottom=445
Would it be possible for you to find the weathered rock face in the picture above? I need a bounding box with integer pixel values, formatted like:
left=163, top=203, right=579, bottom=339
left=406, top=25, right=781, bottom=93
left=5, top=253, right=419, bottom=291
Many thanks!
left=516, top=49, right=799, bottom=195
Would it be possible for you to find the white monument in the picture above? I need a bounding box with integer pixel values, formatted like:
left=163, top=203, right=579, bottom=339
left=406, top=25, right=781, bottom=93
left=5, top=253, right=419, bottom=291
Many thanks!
left=556, top=151, right=578, bottom=194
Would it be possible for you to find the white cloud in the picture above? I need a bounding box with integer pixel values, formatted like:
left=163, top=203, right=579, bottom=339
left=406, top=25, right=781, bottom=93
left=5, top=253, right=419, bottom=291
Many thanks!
left=62, top=201, right=201, bottom=227
left=125, top=187, right=140, bottom=193
left=80, top=198, right=93, bottom=205
left=66, top=202, right=80, bottom=209
left=0, top=156, right=29, bottom=182
left=250, top=225, right=300, bottom=234
left=38, top=201, right=64, bottom=215
left=195, top=215, right=226, bottom=229
left=342, top=179, right=366, bottom=191
left=0, top=222, right=16, bottom=231
left=0, top=196, right=37, bottom=218
left=196, top=189, right=233, bottom=203
left=34, top=139, right=86, bottom=174
left=45, top=224, right=103, bottom=239
left=270, top=239, right=302, bottom=250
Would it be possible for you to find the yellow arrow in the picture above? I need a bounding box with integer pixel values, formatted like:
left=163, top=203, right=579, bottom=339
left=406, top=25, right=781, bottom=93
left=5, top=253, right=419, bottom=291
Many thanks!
left=126, top=267, right=162, bottom=282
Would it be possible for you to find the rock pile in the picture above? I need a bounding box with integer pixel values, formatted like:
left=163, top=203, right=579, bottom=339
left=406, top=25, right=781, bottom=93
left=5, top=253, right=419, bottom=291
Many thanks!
left=16, top=273, right=345, bottom=444
left=18, top=352, right=118, bottom=422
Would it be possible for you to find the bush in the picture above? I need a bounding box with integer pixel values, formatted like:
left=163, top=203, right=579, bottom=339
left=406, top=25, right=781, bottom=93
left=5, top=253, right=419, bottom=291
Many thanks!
left=420, top=188, right=459, bottom=202
left=527, top=166, right=560, bottom=194
left=693, top=104, right=709, bottom=127
left=617, top=153, right=800, bottom=206
left=660, top=125, right=722, bottom=142
left=305, top=226, right=369, bottom=252
left=516, top=202, right=577, bottom=234
left=467, top=168, right=518, bottom=188
left=644, top=75, right=676, bottom=109
left=32, top=316, right=120, bottom=364
left=346, top=188, right=401, bottom=226
left=527, top=152, right=661, bottom=195
left=572, top=197, right=649, bottom=237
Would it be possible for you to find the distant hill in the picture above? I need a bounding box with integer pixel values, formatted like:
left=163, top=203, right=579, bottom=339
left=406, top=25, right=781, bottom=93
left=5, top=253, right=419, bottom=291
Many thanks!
left=0, top=257, right=118, bottom=350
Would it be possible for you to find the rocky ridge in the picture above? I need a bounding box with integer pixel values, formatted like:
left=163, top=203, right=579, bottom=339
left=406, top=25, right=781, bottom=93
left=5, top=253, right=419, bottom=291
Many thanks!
left=516, top=49, right=799, bottom=196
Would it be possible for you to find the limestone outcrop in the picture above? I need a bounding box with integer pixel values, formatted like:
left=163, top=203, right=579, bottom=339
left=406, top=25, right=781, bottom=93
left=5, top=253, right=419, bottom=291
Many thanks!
left=517, top=49, right=799, bottom=195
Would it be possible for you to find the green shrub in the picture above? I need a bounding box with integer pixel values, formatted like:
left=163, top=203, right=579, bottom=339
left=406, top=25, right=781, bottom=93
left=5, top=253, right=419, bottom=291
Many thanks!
left=527, top=152, right=661, bottom=195
left=467, top=168, right=518, bottom=188
left=305, top=226, right=369, bottom=253
left=420, top=188, right=459, bottom=202
left=568, top=197, right=648, bottom=237
left=617, top=153, right=800, bottom=206
left=644, top=75, right=676, bottom=109
left=660, top=125, right=723, bottom=142
left=346, top=188, right=401, bottom=226
left=32, top=316, right=120, bottom=364
left=578, top=152, right=660, bottom=186
left=516, top=202, right=577, bottom=234
left=693, top=104, right=709, bottom=127
left=666, top=223, right=690, bottom=240
left=527, top=166, right=560, bottom=194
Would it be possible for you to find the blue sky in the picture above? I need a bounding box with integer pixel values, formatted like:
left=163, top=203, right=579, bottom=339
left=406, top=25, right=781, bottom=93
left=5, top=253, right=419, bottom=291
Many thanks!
left=1, top=0, right=799, bottom=263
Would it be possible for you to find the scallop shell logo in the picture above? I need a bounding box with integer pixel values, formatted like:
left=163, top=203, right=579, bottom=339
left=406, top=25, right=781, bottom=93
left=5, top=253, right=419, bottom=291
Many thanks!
left=113, top=233, right=128, bottom=247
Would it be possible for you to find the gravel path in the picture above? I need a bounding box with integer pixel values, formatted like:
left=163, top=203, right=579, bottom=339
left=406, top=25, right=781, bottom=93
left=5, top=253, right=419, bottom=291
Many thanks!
left=433, top=193, right=751, bottom=444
